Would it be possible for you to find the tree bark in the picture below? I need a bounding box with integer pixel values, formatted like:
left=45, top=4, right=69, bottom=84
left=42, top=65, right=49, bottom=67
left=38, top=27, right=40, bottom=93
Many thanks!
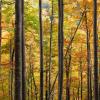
left=58, top=0, right=64, bottom=99
left=93, top=0, right=98, bottom=100
left=21, top=0, right=26, bottom=100
left=39, top=0, right=44, bottom=99
left=15, top=0, right=23, bottom=99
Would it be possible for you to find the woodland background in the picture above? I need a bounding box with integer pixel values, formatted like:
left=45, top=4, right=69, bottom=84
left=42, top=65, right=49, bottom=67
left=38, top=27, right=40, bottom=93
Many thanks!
left=0, top=0, right=99, bottom=100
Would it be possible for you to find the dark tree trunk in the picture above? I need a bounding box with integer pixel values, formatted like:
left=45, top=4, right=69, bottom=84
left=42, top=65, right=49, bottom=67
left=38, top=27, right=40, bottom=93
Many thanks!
left=45, top=49, right=48, bottom=100
left=15, top=0, right=23, bottom=100
left=93, top=0, right=98, bottom=100
left=21, top=0, right=26, bottom=100
left=39, top=0, right=44, bottom=99
left=58, top=0, right=64, bottom=99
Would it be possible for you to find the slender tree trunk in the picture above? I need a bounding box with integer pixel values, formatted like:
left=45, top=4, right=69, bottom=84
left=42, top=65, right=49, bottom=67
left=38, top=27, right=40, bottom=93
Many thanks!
left=58, top=0, right=64, bottom=99
left=80, top=57, right=82, bottom=100
left=15, top=0, right=23, bottom=99
left=66, top=50, right=71, bottom=100
left=29, top=45, right=37, bottom=100
left=89, top=65, right=92, bottom=100
left=39, top=0, right=44, bottom=99
left=31, top=65, right=38, bottom=100
left=44, top=46, right=48, bottom=100
left=29, top=44, right=38, bottom=99
left=27, top=74, right=30, bottom=100
left=78, top=67, right=80, bottom=100
left=85, top=10, right=92, bottom=100
left=9, top=39, right=14, bottom=100
left=48, top=0, right=54, bottom=99
left=93, top=0, right=98, bottom=100
left=49, top=72, right=58, bottom=97
left=22, top=0, right=26, bottom=100
left=45, top=67, right=48, bottom=100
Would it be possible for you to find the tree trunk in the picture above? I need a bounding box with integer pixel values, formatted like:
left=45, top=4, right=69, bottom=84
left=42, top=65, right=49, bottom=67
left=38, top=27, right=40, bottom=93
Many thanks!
left=48, top=0, right=54, bottom=99
left=45, top=48, right=48, bottom=100
left=9, top=39, right=14, bottom=100
left=66, top=50, right=71, bottom=100
left=80, top=56, right=83, bottom=100
left=93, top=0, right=98, bottom=100
left=15, top=0, right=23, bottom=99
left=58, top=0, right=64, bottom=99
left=39, top=0, right=44, bottom=99
left=21, top=0, right=26, bottom=100
left=85, top=10, right=92, bottom=100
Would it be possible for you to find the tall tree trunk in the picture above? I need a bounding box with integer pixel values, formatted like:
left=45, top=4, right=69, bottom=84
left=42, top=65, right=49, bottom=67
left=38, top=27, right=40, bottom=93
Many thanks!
left=22, top=0, right=26, bottom=100
left=15, top=0, right=23, bottom=99
left=39, top=0, right=44, bottom=99
left=48, top=0, right=54, bottom=99
left=85, top=10, right=92, bottom=100
left=58, top=0, right=64, bottom=99
left=93, top=0, right=98, bottom=100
